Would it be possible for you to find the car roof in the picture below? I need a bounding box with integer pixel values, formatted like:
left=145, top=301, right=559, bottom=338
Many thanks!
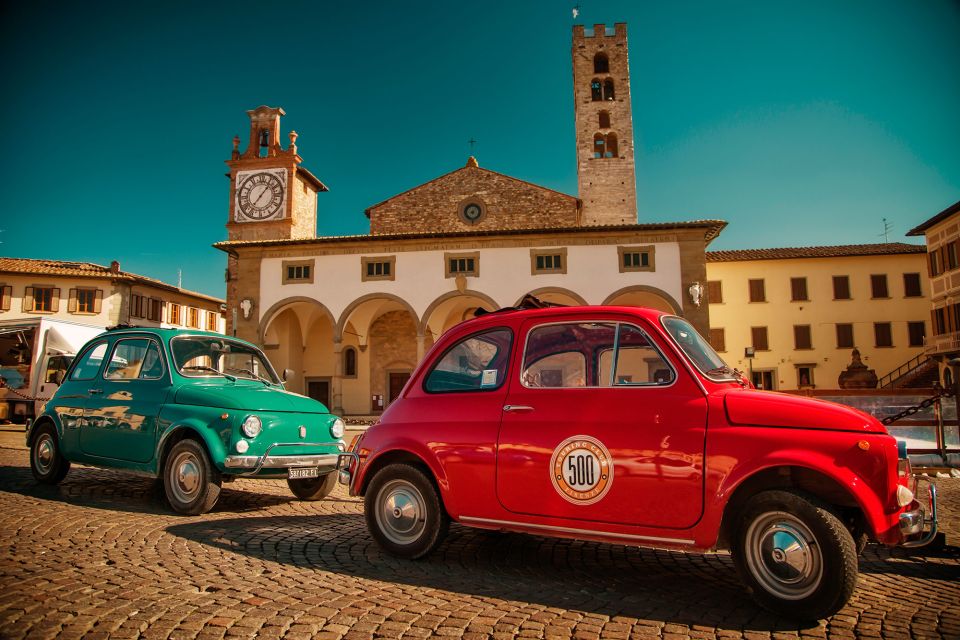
left=96, top=327, right=238, bottom=341
left=459, top=304, right=674, bottom=332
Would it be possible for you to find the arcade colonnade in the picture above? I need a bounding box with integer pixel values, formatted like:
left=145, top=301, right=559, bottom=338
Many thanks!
left=258, top=286, right=680, bottom=415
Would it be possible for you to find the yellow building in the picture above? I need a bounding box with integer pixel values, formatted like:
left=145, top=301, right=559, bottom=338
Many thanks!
left=705, top=244, right=930, bottom=390
left=907, top=199, right=960, bottom=384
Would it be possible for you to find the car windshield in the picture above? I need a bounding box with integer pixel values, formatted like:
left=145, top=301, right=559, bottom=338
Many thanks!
left=661, top=316, right=735, bottom=380
left=170, top=336, right=280, bottom=384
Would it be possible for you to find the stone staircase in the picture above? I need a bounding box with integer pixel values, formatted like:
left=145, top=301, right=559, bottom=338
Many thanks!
left=879, top=355, right=939, bottom=389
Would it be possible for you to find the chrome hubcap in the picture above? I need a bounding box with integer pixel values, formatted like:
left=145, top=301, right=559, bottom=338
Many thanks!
left=35, top=435, right=54, bottom=473
left=376, top=479, right=426, bottom=545
left=169, top=452, right=202, bottom=504
left=745, top=511, right=822, bottom=600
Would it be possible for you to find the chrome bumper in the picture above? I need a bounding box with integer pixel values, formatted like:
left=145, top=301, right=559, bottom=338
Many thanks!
left=224, top=441, right=344, bottom=476
left=899, top=476, right=938, bottom=548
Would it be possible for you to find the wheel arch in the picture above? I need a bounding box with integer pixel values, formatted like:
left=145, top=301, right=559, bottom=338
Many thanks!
left=358, top=448, right=453, bottom=517
left=156, top=423, right=224, bottom=476
left=27, top=415, right=60, bottom=447
left=715, top=464, right=869, bottom=549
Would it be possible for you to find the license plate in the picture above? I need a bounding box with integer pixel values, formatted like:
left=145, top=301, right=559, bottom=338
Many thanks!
left=288, top=467, right=319, bottom=479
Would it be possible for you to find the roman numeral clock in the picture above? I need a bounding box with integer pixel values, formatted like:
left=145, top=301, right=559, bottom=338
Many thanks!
left=234, top=169, right=287, bottom=222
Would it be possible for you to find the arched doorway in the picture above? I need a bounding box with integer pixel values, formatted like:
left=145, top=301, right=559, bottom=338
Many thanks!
left=602, top=286, right=682, bottom=314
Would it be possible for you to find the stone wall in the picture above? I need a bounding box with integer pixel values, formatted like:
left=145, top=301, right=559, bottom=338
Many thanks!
left=369, top=310, right=418, bottom=409
left=368, top=161, right=580, bottom=235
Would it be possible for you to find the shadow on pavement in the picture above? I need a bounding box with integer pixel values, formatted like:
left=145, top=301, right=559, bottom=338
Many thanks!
left=166, top=513, right=814, bottom=632
left=0, top=464, right=301, bottom=515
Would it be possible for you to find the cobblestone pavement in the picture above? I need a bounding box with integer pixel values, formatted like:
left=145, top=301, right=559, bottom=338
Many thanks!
left=0, top=444, right=958, bottom=640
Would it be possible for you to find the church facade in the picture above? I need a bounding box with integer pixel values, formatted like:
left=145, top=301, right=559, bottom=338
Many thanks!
left=216, top=24, right=725, bottom=415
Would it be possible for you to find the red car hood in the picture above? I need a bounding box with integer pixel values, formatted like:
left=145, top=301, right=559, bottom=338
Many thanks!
left=724, top=390, right=886, bottom=433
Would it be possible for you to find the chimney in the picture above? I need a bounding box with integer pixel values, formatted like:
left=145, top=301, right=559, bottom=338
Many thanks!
left=110, top=260, right=120, bottom=274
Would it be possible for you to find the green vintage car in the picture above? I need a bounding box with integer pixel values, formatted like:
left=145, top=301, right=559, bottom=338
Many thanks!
left=27, top=326, right=347, bottom=515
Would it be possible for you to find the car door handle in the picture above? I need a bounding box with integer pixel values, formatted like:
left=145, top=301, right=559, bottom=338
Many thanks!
left=88, top=389, right=103, bottom=394
left=503, top=405, right=534, bottom=413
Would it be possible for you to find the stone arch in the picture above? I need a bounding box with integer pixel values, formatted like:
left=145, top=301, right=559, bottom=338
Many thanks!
left=336, top=292, right=420, bottom=341
left=602, top=285, right=682, bottom=314
left=258, top=296, right=336, bottom=346
left=515, top=287, right=588, bottom=307
left=418, top=289, right=500, bottom=335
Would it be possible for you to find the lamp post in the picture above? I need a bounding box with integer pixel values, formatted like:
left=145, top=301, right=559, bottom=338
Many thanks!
left=744, top=347, right=755, bottom=388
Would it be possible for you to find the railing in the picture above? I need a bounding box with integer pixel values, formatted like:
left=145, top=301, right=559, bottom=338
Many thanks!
left=878, top=354, right=930, bottom=388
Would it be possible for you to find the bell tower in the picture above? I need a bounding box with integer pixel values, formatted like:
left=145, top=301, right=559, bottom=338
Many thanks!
left=573, top=23, right=638, bottom=225
left=225, top=106, right=328, bottom=242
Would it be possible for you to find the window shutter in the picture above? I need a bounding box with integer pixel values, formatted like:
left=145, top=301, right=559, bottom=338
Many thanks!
left=1, top=285, right=11, bottom=311
left=50, top=288, right=61, bottom=312
left=707, top=281, right=722, bottom=304
left=68, top=289, right=78, bottom=313
left=23, top=287, right=34, bottom=312
left=94, top=289, right=103, bottom=313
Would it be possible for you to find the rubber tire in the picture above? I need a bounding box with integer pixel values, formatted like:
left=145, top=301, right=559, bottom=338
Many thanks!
left=731, top=490, right=857, bottom=620
left=30, top=425, right=70, bottom=485
left=162, top=439, right=221, bottom=515
left=364, top=463, right=449, bottom=559
left=287, top=472, right=337, bottom=500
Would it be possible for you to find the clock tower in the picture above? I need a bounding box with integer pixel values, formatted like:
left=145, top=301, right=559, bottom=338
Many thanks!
left=225, top=106, right=327, bottom=242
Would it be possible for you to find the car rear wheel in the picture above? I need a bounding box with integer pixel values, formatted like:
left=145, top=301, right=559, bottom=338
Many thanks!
left=732, top=490, right=857, bottom=620
left=163, top=439, right=221, bottom=515
left=365, top=463, right=449, bottom=559
left=30, top=425, right=70, bottom=485
left=287, top=472, right=337, bottom=500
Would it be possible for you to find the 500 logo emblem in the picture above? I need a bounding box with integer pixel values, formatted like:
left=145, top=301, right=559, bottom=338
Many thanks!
left=549, top=436, right=613, bottom=505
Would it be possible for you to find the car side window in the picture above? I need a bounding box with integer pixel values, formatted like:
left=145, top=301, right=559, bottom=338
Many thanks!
left=69, top=341, right=109, bottom=381
left=523, top=323, right=616, bottom=387
left=424, top=328, right=513, bottom=393
left=523, top=322, right=674, bottom=388
left=105, top=338, right=165, bottom=380
left=598, top=324, right=675, bottom=386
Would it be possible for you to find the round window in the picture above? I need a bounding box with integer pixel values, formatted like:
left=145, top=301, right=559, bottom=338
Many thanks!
left=459, top=199, right=486, bottom=224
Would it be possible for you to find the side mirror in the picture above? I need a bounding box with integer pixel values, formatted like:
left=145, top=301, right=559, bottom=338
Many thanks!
left=282, top=368, right=295, bottom=382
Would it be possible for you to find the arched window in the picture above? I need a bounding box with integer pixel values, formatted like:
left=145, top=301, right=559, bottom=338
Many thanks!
left=605, top=133, right=619, bottom=158
left=604, top=78, right=615, bottom=100
left=593, top=52, right=609, bottom=74
left=590, top=79, right=602, bottom=101
left=344, top=346, right=357, bottom=377
left=598, top=111, right=611, bottom=129
left=593, top=133, right=606, bottom=159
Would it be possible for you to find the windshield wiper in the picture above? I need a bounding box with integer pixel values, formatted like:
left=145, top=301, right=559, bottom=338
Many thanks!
left=228, top=367, right=273, bottom=386
left=181, top=365, right=236, bottom=381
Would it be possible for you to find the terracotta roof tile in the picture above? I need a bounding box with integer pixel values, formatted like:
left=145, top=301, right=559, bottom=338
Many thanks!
left=706, top=242, right=925, bottom=262
left=0, top=257, right=223, bottom=303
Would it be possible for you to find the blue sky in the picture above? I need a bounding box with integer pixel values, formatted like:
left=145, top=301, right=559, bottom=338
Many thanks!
left=2, top=0, right=958, bottom=298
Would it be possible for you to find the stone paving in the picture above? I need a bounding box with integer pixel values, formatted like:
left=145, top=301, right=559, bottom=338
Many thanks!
left=0, top=438, right=958, bottom=639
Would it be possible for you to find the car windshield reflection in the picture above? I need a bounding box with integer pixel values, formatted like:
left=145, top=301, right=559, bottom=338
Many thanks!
left=170, top=336, right=280, bottom=384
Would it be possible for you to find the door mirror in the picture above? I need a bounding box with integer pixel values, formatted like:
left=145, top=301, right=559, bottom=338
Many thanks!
left=282, top=368, right=295, bottom=382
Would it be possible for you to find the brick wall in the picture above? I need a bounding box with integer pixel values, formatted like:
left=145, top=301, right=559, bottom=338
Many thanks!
left=369, top=310, right=418, bottom=410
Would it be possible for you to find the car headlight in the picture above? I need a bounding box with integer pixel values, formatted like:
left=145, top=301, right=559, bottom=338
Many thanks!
left=241, top=415, right=262, bottom=438
left=330, top=417, right=345, bottom=439
left=897, top=484, right=915, bottom=507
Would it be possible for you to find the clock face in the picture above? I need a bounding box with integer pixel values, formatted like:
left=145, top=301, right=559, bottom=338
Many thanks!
left=235, top=170, right=286, bottom=221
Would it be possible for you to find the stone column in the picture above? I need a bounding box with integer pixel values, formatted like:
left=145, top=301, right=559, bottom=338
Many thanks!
left=332, top=340, right=344, bottom=416
left=416, top=332, right=426, bottom=363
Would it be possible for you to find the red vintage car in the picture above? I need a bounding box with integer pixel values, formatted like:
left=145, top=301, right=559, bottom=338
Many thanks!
left=338, top=302, right=938, bottom=620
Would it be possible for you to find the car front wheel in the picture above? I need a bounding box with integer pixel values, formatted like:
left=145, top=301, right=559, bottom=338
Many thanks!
left=30, top=425, right=70, bottom=484
left=732, top=490, right=857, bottom=620
left=287, top=472, right=337, bottom=500
left=365, top=463, right=449, bottom=559
left=163, top=439, right=221, bottom=515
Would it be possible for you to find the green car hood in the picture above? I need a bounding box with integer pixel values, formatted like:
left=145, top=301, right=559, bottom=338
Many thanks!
left=174, top=381, right=329, bottom=413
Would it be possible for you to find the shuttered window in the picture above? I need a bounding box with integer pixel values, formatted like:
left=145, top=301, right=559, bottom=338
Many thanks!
left=794, top=325, right=812, bottom=350
left=908, top=322, right=925, bottom=347
left=707, top=281, right=723, bottom=304
left=833, top=275, right=851, bottom=300
left=0, top=285, right=11, bottom=312
left=836, top=323, right=854, bottom=348
left=748, top=279, right=766, bottom=303
left=871, top=274, right=889, bottom=298
left=874, top=322, right=893, bottom=347
left=903, top=273, right=922, bottom=298
left=751, top=326, right=769, bottom=351
left=68, top=288, right=102, bottom=314
left=790, top=277, right=808, bottom=302
left=709, top=328, right=726, bottom=352
left=23, top=286, right=59, bottom=312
